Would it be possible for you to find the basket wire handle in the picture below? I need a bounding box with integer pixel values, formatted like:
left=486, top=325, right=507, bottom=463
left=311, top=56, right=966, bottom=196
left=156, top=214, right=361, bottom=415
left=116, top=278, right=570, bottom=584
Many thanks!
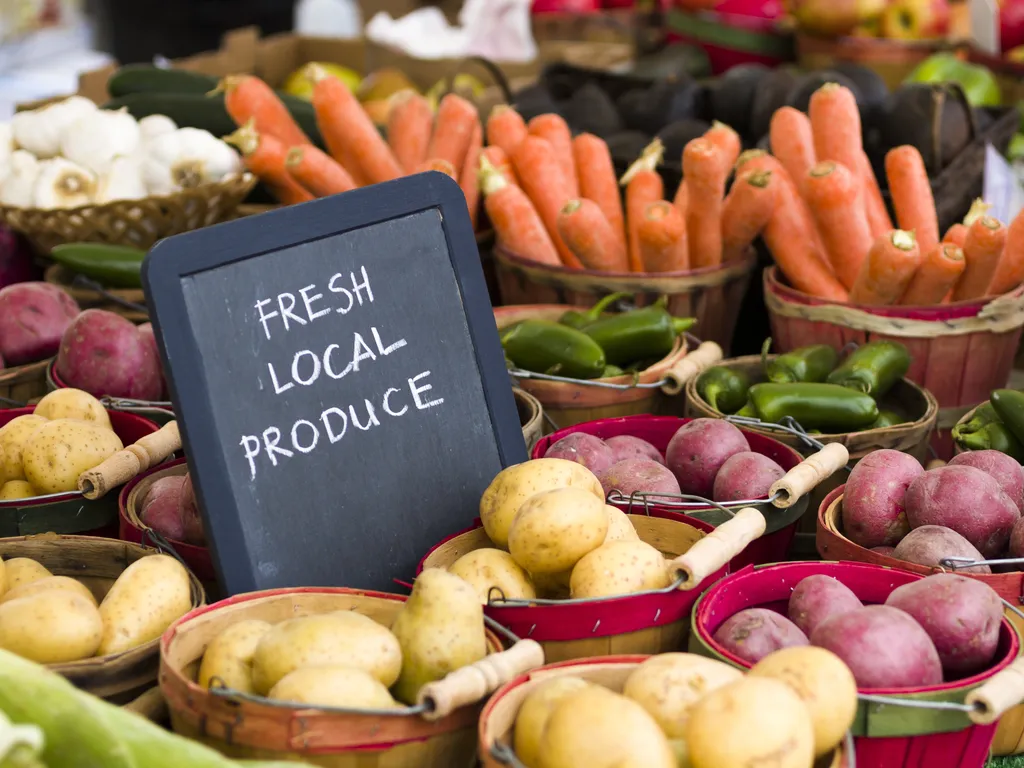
left=769, top=443, right=850, bottom=509
left=69, top=274, right=148, bottom=315
left=77, top=421, right=181, bottom=499
left=668, top=507, right=766, bottom=589
left=661, top=340, right=723, bottom=396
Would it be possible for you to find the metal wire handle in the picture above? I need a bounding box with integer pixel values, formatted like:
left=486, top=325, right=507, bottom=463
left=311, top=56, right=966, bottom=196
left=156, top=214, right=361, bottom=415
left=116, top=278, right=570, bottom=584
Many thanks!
left=70, top=275, right=148, bottom=314
left=940, top=556, right=1024, bottom=572
left=725, top=414, right=856, bottom=472
left=610, top=488, right=784, bottom=513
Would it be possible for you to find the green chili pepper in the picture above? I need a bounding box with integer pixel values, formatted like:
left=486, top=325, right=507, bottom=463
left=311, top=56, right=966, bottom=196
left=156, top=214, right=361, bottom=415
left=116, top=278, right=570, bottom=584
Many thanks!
left=735, top=400, right=758, bottom=418
left=990, top=390, right=1024, bottom=445
left=870, top=410, right=905, bottom=429
left=49, top=243, right=146, bottom=289
left=501, top=320, right=606, bottom=380
left=957, top=421, right=1024, bottom=463
left=826, top=340, right=911, bottom=399
left=559, top=292, right=633, bottom=330
left=763, top=339, right=838, bottom=384
left=583, top=297, right=696, bottom=366
left=748, top=382, right=879, bottom=432
left=696, top=366, right=751, bottom=414
left=600, top=365, right=625, bottom=378
left=952, top=402, right=999, bottom=441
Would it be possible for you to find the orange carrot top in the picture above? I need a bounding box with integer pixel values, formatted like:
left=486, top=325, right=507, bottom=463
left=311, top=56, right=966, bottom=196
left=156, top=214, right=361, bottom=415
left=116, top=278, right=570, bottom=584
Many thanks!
left=224, top=119, right=313, bottom=206
left=219, top=75, right=311, bottom=149
left=620, top=138, right=665, bottom=273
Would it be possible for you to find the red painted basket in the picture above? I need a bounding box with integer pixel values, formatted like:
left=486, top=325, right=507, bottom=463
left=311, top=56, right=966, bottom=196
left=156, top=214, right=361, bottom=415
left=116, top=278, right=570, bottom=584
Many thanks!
left=689, top=560, right=1024, bottom=768
left=48, top=360, right=174, bottom=427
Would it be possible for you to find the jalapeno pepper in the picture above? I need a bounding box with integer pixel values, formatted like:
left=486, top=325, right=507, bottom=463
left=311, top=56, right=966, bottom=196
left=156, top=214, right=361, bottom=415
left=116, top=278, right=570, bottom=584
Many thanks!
left=952, top=402, right=998, bottom=441
left=696, top=366, right=751, bottom=414
left=501, top=320, right=606, bottom=379
left=870, top=410, right=905, bottom=429
left=582, top=297, right=696, bottom=367
left=826, top=340, right=911, bottom=399
left=559, top=292, right=632, bottom=330
left=735, top=400, right=758, bottom=418
left=600, top=364, right=625, bottom=378
left=990, top=390, right=1024, bottom=445
left=763, top=340, right=838, bottom=384
left=748, top=382, right=879, bottom=432
left=957, top=421, right=1024, bottom=463
left=49, top=243, right=146, bottom=289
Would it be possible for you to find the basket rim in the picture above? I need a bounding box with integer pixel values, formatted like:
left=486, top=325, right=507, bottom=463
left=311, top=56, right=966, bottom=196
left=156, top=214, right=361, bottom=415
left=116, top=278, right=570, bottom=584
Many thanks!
left=118, top=457, right=208, bottom=556
left=48, top=360, right=170, bottom=409
left=0, top=357, right=51, bottom=385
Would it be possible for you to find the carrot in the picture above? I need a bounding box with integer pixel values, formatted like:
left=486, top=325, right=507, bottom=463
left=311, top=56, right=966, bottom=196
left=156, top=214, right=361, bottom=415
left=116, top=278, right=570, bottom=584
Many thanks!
left=284, top=145, right=356, bottom=198
left=885, top=145, right=939, bottom=254
left=620, top=139, right=665, bottom=273
left=899, top=243, right=966, bottom=305
left=857, top=151, right=893, bottom=237
left=637, top=201, right=688, bottom=273
left=704, top=121, right=741, bottom=171
left=512, top=135, right=582, bottom=269
left=673, top=179, right=688, bottom=214
left=486, top=105, right=528, bottom=160
left=952, top=216, right=1007, bottom=301
left=528, top=114, right=578, bottom=198
left=721, top=169, right=776, bottom=263
left=417, top=158, right=457, bottom=179
left=425, top=93, right=479, bottom=178
left=573, top=133, right=626, bottom=255
left=307, top=65, right=402, bottom=186
left=769, top=107, right=816, bottom=187
left=218, top=75, right=311, bottom=149
left=682, top=137, right=727, bottom=269
left=808, top=83, right=863, bottom=182
left=482, top=145, right=517, bottom=186
left=943, top=199, right=993, bottom=247
left=849, top=230, right=923, bottom=305
left=964, top=198, right=993, bottom=227
left=387, top=90, right=432, bottom=173
left=990, top=208, right=1024, bottom=295
left=802, top=161, right=873, bottom=290
left=460, top=123, right=483, bottom=229
left=224, top=119, right=313, bottom=205
left=479, top=155, right=560, bottom=267
left=557, top=199, right=629, bottom=272
left=943, top=223, right=968, bottom=248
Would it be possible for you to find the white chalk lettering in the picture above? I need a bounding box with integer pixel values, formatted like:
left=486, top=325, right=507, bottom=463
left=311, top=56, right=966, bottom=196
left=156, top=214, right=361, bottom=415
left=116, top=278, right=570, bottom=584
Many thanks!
left=410, top=370, right=444, bottom=410
left=372, top=326, right=407, bottom=356
left=240, top=435, right=260, bottom=480
left=324, top=343, right=352, bottom=379
left=350, top=265, right=373, bottom=305
left=277, top=292, right=306, bottom=331
left=268, top=362, right=294, bottom=395
left=383, top=387, right=408, bottom=417
left=255, top=299, right=278, bottom=341
left=328, top=273, right=355, bottom=314
left=321, top=407, right=348, bottom=443
left=262, top=427, right=293, bottom=466
left=300, top=284, right=331, bottom=321
left=291, top=419, right=319, bottom=453
left=291, top=350, right=321, bottom=386
left=351, top=333, right=376, bottom=372
left=350, top=400, right=381, bottom=431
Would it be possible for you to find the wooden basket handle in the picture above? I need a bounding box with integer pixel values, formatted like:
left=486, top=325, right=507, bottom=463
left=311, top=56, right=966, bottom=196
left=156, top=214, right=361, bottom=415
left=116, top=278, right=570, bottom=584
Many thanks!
left=769, top=443, right=849, bottom=509
left=966, top=657, right=1024, bottom=724
left=668, top=507, right=766, bottom=590
left=78, top=421, right=181, bottom=500
left=661, top=341, right=722, bottom=396
left=417, top=639, right=545, bottom=721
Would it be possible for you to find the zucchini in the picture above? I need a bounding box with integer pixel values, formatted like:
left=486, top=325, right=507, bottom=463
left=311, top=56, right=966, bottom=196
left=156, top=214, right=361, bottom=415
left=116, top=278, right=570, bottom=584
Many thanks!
left=108, top=65, right=218, bottom=97
left=49, top=243, right=146, bottom=289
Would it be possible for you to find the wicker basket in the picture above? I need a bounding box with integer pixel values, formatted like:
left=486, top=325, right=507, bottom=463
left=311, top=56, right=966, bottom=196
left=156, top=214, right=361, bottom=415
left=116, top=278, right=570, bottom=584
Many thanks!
left=44, top=265, right=148, bottom=322
left=513, top=387, right=544, bottom=451
left=0, top=174, right=256, bottom=253
left=0, top=359, right=51, bottom=407
left=795, top=32, right=942, bottom=90
left=159, top=587, right=542, bottom=767
left=0, top=533, right=204, bottom=704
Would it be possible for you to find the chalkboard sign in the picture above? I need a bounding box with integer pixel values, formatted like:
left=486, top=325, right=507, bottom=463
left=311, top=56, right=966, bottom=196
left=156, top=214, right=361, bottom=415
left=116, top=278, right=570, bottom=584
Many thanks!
left=143, top=172, right=526, bottom=595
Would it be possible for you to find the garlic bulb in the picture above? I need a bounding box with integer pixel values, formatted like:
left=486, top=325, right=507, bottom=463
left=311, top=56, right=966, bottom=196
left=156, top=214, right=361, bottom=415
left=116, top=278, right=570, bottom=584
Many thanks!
left=11, top=96, right=96, bottom=158
left=33, top=158, right=96, bottom=209
left=0, top=123, right=14, bottom=186
left=142, top=127, right=242, bottom=195
left=60, top=108, right=141, bottom=176
left=138, top=114, right=177, bottom=144
left=0, top=151, right=40, bottom=207
left=95, top=156, right=147, bottom=204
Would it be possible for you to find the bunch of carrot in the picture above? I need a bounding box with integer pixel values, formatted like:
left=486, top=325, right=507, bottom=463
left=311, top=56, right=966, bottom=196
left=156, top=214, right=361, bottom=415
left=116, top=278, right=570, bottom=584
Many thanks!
left=218, top=68, right=484, bottom=225
left=757, top=82, right=1024, bottom=306
left=481, top=105, right=754, bottom=274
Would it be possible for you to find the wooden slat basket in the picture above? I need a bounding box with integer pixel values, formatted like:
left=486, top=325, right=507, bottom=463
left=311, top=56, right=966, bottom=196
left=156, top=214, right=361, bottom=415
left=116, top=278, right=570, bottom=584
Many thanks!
left=0, top=359, right=51, bottom=407
left=44, top=265, right=148, bottom=323
left=513, top=387, right=544, bottom=451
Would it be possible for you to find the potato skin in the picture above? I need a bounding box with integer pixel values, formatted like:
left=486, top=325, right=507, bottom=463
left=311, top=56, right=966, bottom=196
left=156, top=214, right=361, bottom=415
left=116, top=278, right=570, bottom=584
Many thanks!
left=665, top=419, right=750, bottom=497
left=0, top=282, right=79, bottom=366
left=22, top=419, right=124, bottom=494
left=0, top=480, right=37, bottom=500
left=570, top=540, right=671, bottom=599
left=712, top=451, right=785, bottom=502
left=603, top=506, right=639, bottom=543
left=597, top=458, right=680, bottom=499
left=268, top=665, right=400, bottom=709
left=198, top=619, right=272, bottom=693
left=1011, top=518, right=1024, bottom=560
left=0, top=415, right=48, bottom=481
left=507, top=486, right=608, bottom=574
left=712, top=608, right=808, bottom=664
left=542, top=433, right=617, bottom=476
left=0, top=590, right=102, bottom=663
left=841, top=449, right=922, bottom=548
left=448, top=548, right=536, bottom=603
left=949, top=450, right=1024, bottom=513
left=4, top=558, right=52, bottom=589
left=0, top=575, right=96, bottom=606
left=787, top=575, right=863, bottom=637
left=513, top=676, right=590, bottom=767
left=892, top=525, right=991, bottom=573
left=604, top=435, right=665, bottom=465
left=33, top=388, right=111, bottom=429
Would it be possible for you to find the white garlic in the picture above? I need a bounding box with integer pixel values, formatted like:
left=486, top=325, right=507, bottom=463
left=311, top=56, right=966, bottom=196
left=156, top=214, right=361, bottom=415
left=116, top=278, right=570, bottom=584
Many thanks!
left=11, top=96, right=96, bottom=158
left=0, top=151, right=40, bottom=207
left=138, top=114, right=177, bottom=144
left=142, top=127, right=242, bottom=195
left=33, top=157, right=96, bottom=209
left=60, top=108, right=141, bottom=176
left=94, top=155, right=147, bottom=204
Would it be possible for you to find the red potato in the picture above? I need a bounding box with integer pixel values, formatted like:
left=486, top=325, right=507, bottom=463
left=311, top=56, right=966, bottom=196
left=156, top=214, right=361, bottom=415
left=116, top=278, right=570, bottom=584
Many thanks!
left=885, top=574, right=1003, bottom=677
left=841, top=449, right=923, bottom=548
left=597, top=458, right=681, bottom=499
left=0, top=282, right=80, bottom=366
left=891, top=525, right=991, bottom=574
left=712, top=452, right=785, bottom=502
left=140, top=475, right=187, bottom=542
left=906, top=465, right=1020, bottom=558
left=787, top=575, right=863, bottom=637
left=178, top=472, right=205, bottom=546
left=55, top=309, right=163, bottom=401
left=712, top=608, right=809, bottom=665
left=604, top=435, right=665, bottom=465
left=1011, top=517, right=1024, bottom=560
left=137, top=323, right=166, bottom=400
left=810, top=605, right=943, bottom=689
left=871, top=546, right=896, bottom=556
left=948, top=450, right=1024, bottom=513
left=665, top=419, right=750, bottom=498
left=543, top=433, right=617, bottom=476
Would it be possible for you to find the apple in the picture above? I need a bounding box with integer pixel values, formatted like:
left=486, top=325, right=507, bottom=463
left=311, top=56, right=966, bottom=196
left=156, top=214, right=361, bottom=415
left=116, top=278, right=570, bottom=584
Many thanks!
left=880, top=0, right=950, bottom=40
left=790, top=0, right=886, bottom=36
left=1002, top=0, right=1024, bottom=53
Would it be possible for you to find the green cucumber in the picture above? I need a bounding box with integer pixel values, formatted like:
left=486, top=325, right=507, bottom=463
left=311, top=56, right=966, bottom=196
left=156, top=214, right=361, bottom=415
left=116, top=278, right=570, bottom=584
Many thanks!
left=108, top=65, right=219, bottom=97
left=49, top=243, right=147, bottom=289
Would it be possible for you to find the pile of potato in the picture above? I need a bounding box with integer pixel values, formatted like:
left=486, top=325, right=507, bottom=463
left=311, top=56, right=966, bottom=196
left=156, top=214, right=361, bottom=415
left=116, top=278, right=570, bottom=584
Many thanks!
left=197, top=568, right=487, bottom=709
left=508, top=646, right=857, bottom=768
left=714, top=571, right=1004, bottom=687
left=139, top=471, right=204, bottom=546
left=0, top=552, right=192, bottom=663
left=0, top=388, right=123, bottom=500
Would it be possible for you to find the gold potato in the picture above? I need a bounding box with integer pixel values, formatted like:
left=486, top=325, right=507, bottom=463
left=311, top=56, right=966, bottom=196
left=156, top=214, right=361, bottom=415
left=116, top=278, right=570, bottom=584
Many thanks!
left=0, top=591, right=102, bottom=663
left=22, top=419, right=123, bottom=494
left=268, top=665, right=400, bottom=709
left=97, top=554, right=192, bottom=656
left=0, top=415, right=48, bottom=481
left=603, top=506, right=639, bottom=543
left=0, top=480, right=38, bottom=500
left=508, top=487, right=608, bottom=575
left=0, top=575, right=97, bottom=606
left=570, top=540, right=672, bottom=599
left=479, top=459, right=604, bottom=549
left=33, top=389, right=112, bottom=429
left=448, top=548, right=536, bottom=603
left=251, top=611, right=402, bottom=695
left=513, top=676, right=590, bottom=767
left=4, top=558, right=52, bottom=590
left=0, top=558, right=6, bottom=597
left=198, top=619, right=273, bottom=694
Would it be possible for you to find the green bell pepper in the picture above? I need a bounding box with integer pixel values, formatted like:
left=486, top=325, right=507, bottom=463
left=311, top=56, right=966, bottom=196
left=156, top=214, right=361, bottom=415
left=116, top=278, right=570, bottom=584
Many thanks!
left=748, top=382, right=879, bottom=432
left=501, top=320, right=606, bottom=379
left=559, top=292, right=632, bottom=330
left=582, top=297, right=695, bottom=367
left=735, top=400, right=758, bottom=418
left=952, top=401, right=999, bottom=441
left=826, top=340, right=910, bottom=399
left=763, top=339, right=838, bottom=384
left=696, top=366, right=751, bottom=414
left=991, top=390, right=1024, bottom=446
left=956, top=421, right=1024, bottom=463
left=48, top=243, right=147, bottom=289
left=870, top=410, right=905, bottom=429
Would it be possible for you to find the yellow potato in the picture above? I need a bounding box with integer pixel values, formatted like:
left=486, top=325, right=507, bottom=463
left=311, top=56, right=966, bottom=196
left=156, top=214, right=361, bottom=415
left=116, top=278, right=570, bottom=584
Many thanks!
left=0, top=480, right=38, bottom=500
left=97, top=554, right=192, bottom=656
left=22, top=419, right=123, bottom=494
left=448, top=548, right=536, bottom=603
left=4, top=558, right=52, bottom=590
left=508, top=487, right=608, bottom=574
left=0, top=415, right=48, bottom=481
left=0, top=590, right=102, bottom=663
left=268, top=665, right=400, bottom=709
left=603, top=506, right=639, bottom=543
left=33, top=389, right=112, bottom=429
left=570, top=540, right=671, bottom=599
left=198, top=619, right=273, bottom=694
left=251, top=611, right=402, bottom=695
left=622, top=653, right=743, bottom=739
left=0, top=557, right=6, bottom=597
left=513, top=676, right=590, bottom=767
left=479, top=459, right=604, bottom=549
left=0, top=575, right=97, bottom=606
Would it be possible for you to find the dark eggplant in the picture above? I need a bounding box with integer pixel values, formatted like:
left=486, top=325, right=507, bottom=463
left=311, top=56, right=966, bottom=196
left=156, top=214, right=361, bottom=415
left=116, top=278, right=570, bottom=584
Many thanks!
left=786, top=70, right=863, bottom=114
left=878, top=83, right=977, bottom=175
left=707, top=63, right=771, bottom=138
left=616, top=79, right=704, bottom=134
left=657, top=118, right=713, bottom=161
left=606, top=130, right=655, bottom=162
left=749, top=66, right=801, bottom=143
left=512, top=83, right=562, bottom=123
left=563, top=81, right=623, bottom=138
